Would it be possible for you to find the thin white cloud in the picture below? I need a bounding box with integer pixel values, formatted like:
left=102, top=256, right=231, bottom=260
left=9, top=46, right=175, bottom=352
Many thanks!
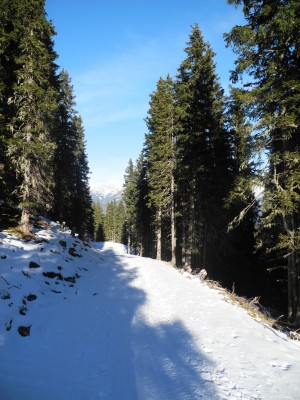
left=85, top=103, right=148, bottom=128
left=70, top=7, right=246, bottom=186
left=71, top=37, right=182, bottom=134
left=73, top=39, right=175, bottom=105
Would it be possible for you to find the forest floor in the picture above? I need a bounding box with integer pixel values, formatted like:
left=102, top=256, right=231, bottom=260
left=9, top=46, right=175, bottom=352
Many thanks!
left=1, top=220, right=300, bottom=399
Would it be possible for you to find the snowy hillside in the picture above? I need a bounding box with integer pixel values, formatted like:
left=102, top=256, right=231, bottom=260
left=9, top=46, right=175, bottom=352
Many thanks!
left=1, top=222, right=300, bottom=400
left=90, top=182, right=123, bottom=210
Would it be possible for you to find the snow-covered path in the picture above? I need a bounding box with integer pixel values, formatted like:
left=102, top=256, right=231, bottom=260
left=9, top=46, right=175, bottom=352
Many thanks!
left=1, top=232, right=300, bottom=399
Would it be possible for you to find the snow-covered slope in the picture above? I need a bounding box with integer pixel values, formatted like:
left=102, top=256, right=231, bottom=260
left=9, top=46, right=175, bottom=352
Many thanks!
left=0, top=224, right=300, bottom=400
left=90, top=182, right=123, bottom=210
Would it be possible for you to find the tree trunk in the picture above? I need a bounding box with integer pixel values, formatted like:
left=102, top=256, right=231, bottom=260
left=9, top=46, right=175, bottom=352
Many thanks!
left=127, top=231, right=131, bottom=254
left=20, top=207, right=30, bottom=236
left=287, top=214, right=300, bottom=326
left=184, top=217, right=192, bottom=270
left=181, top=216, right=186, bottom=267
left=156, top=208, right=162, bottom=261
left=139, top=242, right=143, bottom=257
left=184, top=194, right=195, bottom=270
left=287, top=251, right=300, bottom=326
left=296, top=250, right=300, bottom=326
left=201, top=221, right=207, bottom=269
left=171, top=174, right=176, bottom=265
left=20, top=155, right=31, bottom=236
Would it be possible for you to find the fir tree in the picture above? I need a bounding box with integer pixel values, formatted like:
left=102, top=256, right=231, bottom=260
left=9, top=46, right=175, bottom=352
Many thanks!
left=134, top=152, right=154, bottom=256
left=123, top=159, right=138, bottom=251
left=115, top=200, right=126, bottom=243
left=70, top=115, right=94, bottom=238
left=93, top=202, right=105, bottom=242
left=51, top=69, right=78, bottom=225
left=175, top=24, right=232, bottom=279
left=224, top=87, right=261, bottom=295
left=122, top=155, right=153, bottom=255
left=0, top=0, right=17, bottom=206
left=3, top=0, right=58, bottom=234
left=51, top=72, right=94, bottom=238
left=225, top=0, right=300, bottom=325
left=103, top=199, right=126, bottom=243
left=144, top=75, right=176, bottom=262
left=104, top=200, right=117, bottom=242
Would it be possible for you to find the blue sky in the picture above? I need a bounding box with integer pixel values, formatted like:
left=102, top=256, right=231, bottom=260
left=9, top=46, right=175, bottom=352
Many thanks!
left=45, top=0, right=244, bottom=188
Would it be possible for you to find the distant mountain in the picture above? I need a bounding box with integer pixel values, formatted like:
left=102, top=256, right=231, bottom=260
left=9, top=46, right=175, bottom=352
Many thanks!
left=90, top=182, right=123, bottom=211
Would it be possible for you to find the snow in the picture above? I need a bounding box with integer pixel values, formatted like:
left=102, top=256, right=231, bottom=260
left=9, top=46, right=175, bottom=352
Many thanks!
left=91, top=181, right=122, bottom=199
left=1, top=225, right=300, bottom=400
left=90, top=182, right=123, bottom=210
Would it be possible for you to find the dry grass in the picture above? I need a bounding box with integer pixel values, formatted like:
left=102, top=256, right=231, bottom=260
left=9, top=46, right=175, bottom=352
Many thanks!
left=177, top=271, right=285, bottom=332
left=228, top=293, right=283, bottom=329
left=289, top=330, right=300, bottom=341
left=204, top=279, right=293, bottom=335
left=5, top=226, right=35, bottom=241
left=1, top=211, right=51, bottom=240
left=33, top=218, right=52, bottom=230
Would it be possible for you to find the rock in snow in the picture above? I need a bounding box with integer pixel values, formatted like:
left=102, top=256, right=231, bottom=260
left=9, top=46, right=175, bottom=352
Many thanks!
left=0, top=224, right=300, bottom=400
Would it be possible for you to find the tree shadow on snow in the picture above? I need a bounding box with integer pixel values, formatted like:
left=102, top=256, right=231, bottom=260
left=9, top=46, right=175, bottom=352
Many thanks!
left=92, top=245, right=219, bottom=400
left=0, top=240, right=219, bottom=400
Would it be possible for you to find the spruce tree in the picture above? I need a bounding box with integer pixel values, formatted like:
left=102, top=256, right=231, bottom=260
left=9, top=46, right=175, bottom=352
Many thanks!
left=4, top=0, right=58, bottom=234
left=224, top=87, right=261, bottom=295
left=225, top=0, right=300, bottom=325
left=116, top=200, right=126, bottom=243
left=70, top=115, right=94, bottom=238
left=122, top=155, right=153, bottom=255
left=134, top=152, right=154, bottom=256
left=93, top=202, right=105, bottom=241
left=144, top=75, right=176, bottom=262
left=123, top=159, right=138, bottom=251
left=0, top=0, right=17, bottom=207
left=51, top=72, right=94, bottom=238
left=51, top=69, right=77, bottom=225
left=104, top=200, right=117, bottom=242
left=102, top=199, right=126, bottom=243
left=175, top=24, right=232, bottom=278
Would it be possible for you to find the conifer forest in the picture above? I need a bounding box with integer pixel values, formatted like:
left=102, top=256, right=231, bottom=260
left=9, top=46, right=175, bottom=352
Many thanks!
left=0, top=0, right=299, bottom=328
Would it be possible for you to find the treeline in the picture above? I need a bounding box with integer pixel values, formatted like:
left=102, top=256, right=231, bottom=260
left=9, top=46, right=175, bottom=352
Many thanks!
left=93, top=200, right=126, bottom=244
left=0, top=0, right=94, bottom=237
left=122, top=2, right=300, bottom=326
